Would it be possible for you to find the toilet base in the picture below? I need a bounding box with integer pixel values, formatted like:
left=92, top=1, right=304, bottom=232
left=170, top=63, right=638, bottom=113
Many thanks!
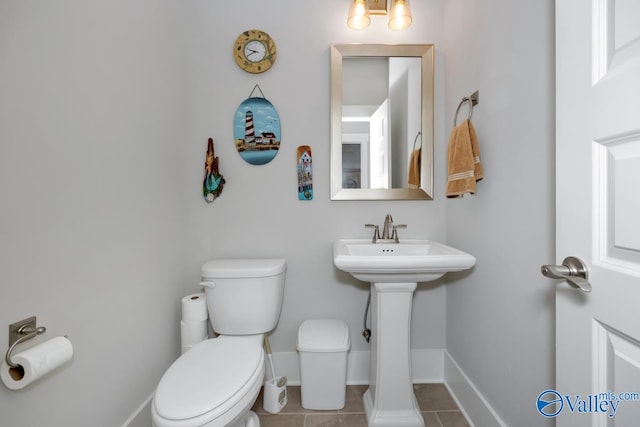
left=206, top=409, right=259, bottom=427
left=242, top=411, right=259, bottom=427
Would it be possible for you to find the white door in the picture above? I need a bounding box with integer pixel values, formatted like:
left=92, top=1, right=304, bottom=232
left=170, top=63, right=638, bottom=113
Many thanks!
left=551, top=0, right=640, bottom=425
left=369, top=99, right=390, bottom=189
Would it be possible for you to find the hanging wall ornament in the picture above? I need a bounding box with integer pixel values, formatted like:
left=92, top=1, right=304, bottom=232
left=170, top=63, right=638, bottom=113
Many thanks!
left=233, top=85, right=281, bottom=165
left=203, top=137, right=225, bottom=203
left=297, top=145, right=313, bottom=200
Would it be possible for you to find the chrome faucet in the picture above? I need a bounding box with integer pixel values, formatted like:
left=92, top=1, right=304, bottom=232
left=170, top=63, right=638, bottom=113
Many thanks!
left=381, top=214, right=393, bottom=240
left=365, top=214, right=407, bottom=243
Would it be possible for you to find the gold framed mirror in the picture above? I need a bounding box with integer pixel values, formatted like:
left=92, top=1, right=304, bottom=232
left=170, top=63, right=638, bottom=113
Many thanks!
left=330, top=44, right=434, bottom=200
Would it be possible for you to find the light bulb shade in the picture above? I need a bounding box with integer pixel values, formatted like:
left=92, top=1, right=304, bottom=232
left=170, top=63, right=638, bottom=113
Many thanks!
left=388, top=0, right=412, bottom=30
left=348, top=0, right=371, bottom=30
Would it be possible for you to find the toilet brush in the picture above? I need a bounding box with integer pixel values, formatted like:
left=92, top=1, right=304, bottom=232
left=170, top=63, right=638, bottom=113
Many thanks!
left=264, top=337, right=287, bottom=386
left=263, top=336, right=288, bottom=413
left=263, top=336, right=277, bottom=380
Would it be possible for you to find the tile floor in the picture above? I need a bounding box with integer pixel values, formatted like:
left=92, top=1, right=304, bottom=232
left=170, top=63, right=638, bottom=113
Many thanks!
left=252, top=384, right=470, bottom=427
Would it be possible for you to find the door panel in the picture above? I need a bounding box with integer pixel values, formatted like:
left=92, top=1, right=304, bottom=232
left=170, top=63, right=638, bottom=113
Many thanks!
left=556, top=0, right=640, bottom=425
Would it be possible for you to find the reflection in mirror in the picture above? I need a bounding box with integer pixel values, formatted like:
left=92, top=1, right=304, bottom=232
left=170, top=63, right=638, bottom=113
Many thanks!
left=342, top=57, right=421, bottom=190
left=331, top=44, right=434, bottom=200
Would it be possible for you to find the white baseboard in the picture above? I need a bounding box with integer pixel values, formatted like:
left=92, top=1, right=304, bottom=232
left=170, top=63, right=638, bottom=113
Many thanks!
left=271, top=348, right=445, bottom=385
left=443, top=351, right=506, bottom=427
left=121, top=392, right=153, bottom=427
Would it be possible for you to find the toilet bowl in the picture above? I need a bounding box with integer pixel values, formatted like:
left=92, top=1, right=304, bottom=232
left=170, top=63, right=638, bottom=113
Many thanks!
left=152, top=258, right=287, bottom=427
left=152, top=336, right=264, bottom=427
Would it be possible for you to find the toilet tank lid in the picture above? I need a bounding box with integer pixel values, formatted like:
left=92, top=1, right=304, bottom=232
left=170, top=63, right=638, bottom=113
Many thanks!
left=202, top=258, right=286, bottom=279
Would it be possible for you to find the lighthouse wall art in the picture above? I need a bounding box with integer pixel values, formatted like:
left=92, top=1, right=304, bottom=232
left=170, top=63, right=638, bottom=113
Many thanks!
left=234, top=96, right=281, bottom=165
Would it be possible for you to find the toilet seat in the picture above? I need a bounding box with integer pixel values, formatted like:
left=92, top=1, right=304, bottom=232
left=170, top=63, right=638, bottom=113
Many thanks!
left=152, top=337, right=264, bottom=427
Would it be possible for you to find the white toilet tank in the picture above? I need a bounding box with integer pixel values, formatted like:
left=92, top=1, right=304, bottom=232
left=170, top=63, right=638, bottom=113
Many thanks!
left=201, top=258, right=286, bottom=335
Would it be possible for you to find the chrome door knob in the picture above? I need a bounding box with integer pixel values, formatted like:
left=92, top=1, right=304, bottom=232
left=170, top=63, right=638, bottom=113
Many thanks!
left=541, top=256, right=592, bottom=292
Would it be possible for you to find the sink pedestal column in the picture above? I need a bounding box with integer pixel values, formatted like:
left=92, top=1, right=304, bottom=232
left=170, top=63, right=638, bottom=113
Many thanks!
left=363, top=282, right=424, bottom=427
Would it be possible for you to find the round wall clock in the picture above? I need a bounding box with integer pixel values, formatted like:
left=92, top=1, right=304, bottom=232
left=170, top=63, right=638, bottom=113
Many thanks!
left=233, top=29, right=277, bottom=74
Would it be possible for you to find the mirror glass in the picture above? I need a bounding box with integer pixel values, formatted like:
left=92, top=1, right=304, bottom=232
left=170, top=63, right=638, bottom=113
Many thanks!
left=331, top=44, right=434, bottom=200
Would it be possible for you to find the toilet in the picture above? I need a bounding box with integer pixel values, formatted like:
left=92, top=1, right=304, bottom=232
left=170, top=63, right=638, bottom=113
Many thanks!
left=152, top=258, right=287, bottom=427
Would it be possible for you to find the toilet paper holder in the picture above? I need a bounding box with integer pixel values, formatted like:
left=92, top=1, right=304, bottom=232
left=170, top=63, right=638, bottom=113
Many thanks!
left=5, top=316, right=47, bottom=368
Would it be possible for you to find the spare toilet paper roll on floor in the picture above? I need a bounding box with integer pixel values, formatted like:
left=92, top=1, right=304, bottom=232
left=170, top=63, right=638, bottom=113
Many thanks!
left=181, top=292, right=209, bottom=353
left=181, top=292, right=208, bottom=323
left=1, top=336, right=73, bottom=390
left=180, top=319, right=208, bottom=354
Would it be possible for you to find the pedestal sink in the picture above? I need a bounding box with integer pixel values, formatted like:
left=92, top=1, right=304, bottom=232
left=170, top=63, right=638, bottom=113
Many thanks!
left=333, top=239, right=475, bottom=427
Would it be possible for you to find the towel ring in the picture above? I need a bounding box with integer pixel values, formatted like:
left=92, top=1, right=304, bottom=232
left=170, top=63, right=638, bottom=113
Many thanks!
left=453, top=90, right=480, bottom=128
left=413, top=131, right=422, bottom=151
left=453, top=98, right=473, bottom=127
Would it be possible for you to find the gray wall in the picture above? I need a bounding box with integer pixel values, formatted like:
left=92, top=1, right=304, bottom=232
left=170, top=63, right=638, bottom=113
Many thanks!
left=0, top=2, right=190, bottom=426
left=0, top=1, right=556, bottom=426
left=181, top=0, right=448, bottom=369
left=443, top=1, right=556, bottom=426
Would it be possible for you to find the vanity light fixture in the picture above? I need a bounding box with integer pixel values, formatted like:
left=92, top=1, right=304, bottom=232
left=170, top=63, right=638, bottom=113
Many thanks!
left=347, top=0, right=371, bottom=30
left=347, top=0, right=412, bottom=31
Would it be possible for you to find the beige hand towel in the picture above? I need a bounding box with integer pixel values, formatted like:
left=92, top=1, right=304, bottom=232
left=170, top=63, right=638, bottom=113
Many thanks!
left=468, top=120, right=483, bottom=181
left=446, top=119, right=482, bottom=197
left=407, top=148, right=421, bottom=189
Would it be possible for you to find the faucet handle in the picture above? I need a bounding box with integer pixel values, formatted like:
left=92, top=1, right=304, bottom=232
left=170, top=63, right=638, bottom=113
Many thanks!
left=391, top=224, right=407, bottom=243
left=365, top=224, right=380, bottom=243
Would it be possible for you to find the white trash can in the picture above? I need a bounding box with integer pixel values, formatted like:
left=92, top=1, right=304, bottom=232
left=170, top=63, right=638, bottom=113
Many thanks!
left=296, top=319, right=351, bottom=410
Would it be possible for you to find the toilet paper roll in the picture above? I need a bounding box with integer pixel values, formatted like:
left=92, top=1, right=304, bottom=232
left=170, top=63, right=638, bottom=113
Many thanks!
left=180, top=319, right=208, bottom=353
left=1, top=336, right=73, bottom=390
left=181, top=293, right=208, bottom=323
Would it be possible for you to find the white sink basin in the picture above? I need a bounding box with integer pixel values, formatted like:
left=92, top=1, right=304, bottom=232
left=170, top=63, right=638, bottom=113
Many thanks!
left=333, top=239, right=476, bottom=283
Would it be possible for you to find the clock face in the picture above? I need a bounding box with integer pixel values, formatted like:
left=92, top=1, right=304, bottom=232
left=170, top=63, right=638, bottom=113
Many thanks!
left=244, top=40, right=266, bottom=63
left=234, top=30, right=276, bottom=74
